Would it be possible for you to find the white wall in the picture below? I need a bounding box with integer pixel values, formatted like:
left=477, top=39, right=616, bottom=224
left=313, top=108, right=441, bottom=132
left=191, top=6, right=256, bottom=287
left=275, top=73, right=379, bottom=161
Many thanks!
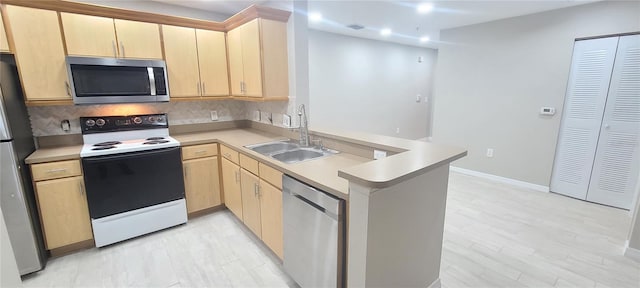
left=432, top=1, right=640, bottom=186
left=308, top=29, right=437, bottom=140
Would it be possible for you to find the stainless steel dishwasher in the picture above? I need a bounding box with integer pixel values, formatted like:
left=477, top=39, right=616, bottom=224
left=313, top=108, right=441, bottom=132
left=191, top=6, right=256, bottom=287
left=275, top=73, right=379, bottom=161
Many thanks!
left=283, top=175, right=345, bottom=288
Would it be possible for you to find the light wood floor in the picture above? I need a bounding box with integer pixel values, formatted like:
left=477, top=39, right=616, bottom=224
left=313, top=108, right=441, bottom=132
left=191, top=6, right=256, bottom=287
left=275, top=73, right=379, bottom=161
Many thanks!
left=21, top=171, right=640, bottom=287
left=442, top=172, right=640, bottom=288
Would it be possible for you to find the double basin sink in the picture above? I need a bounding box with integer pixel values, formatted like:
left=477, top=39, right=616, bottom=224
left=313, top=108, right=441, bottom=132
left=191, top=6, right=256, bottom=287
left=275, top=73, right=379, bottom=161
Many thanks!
left=245, top=140, right=339, bottom=164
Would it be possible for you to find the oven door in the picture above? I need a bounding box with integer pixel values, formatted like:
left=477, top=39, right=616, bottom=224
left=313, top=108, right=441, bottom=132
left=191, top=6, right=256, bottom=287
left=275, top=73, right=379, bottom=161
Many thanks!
left=82, top=147, right=185, bottom=219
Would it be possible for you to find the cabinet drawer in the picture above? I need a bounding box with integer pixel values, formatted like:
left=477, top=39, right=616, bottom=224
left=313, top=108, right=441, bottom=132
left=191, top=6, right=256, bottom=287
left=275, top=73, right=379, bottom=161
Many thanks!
left=31, top=160, right=82, bottom=181
left=240, top=153, right=259, bottom=175
left=259, top=162, right=282, bottom=190
left=220, top=144, right=239, bottom=164
left=182, top=143, right=218, bottom=160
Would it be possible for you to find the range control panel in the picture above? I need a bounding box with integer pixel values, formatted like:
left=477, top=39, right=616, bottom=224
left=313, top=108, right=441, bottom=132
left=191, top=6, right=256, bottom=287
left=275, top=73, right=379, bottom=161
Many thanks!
left=80, top=113, right=169, bottom=134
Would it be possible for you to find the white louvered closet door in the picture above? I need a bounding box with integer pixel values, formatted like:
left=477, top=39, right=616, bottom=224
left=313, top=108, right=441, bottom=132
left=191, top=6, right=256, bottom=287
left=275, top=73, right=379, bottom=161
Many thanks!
left=586, top=35, right=640, bottom=209
left=550, top=37, right=619, bottom=199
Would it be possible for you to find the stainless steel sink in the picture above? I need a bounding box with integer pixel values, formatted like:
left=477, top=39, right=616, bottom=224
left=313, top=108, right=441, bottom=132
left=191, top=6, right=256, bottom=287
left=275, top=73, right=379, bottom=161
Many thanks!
left=245, top=140, right=338, bottom=163
left=248, top=141, right=300, bottom=155
left=271, top=149, right=325, bottom=164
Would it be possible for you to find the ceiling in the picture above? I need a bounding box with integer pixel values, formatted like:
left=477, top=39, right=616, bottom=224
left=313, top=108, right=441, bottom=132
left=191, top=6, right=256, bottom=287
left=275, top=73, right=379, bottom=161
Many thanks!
left=152, top=0, right=599, bottom=48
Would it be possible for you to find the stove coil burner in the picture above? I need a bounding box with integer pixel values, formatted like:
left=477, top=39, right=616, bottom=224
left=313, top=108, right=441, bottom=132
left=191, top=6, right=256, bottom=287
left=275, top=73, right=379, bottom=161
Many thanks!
left=143, top=140, right=170, bottom=145
left=91, top=146, right=116, bottom=151
left=146, top=137, right=165, bottom=141
left=93, top=141, right=122, bottom=147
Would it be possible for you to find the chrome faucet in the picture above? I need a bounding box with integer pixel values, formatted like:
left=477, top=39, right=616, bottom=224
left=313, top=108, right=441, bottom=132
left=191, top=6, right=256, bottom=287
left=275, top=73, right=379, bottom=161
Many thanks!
left=297, top=104, right=309, bottom=147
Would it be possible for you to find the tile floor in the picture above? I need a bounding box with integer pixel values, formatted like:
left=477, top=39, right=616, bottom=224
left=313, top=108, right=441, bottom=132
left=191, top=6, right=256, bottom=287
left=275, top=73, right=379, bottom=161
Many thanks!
left=21, top=171, right=640, bottom=287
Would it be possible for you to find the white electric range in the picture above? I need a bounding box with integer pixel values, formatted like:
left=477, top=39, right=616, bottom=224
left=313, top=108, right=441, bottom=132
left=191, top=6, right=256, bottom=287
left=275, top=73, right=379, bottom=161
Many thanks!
left=79, top=113, right=186, bottom=247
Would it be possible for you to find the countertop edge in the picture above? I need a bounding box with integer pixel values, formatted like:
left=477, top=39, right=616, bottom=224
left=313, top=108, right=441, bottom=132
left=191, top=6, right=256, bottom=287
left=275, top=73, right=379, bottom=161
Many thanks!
left=338, top=150, right=467, bottom=189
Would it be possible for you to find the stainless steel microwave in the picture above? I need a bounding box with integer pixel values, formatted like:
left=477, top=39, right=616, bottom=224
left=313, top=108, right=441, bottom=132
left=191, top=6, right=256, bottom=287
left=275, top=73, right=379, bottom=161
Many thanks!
left=66, top=56, right=169, bottom=105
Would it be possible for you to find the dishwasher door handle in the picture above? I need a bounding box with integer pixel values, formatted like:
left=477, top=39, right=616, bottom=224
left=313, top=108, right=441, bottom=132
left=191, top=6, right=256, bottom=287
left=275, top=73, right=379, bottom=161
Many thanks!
left=286, top=189, right=339, bottom=220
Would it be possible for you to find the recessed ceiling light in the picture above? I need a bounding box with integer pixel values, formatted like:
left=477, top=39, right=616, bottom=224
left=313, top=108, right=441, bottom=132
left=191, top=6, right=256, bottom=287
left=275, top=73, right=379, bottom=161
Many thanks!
left=380, top=28, right=392, bottom=36
left=417, top=3, right=434, bottom=14
left=420, top=36, right=430, bottom=43
left=308, top=12, right=322, bottom=22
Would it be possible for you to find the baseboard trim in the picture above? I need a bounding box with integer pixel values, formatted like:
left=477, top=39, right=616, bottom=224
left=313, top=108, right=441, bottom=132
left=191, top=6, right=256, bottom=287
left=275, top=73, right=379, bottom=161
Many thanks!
left=428, top=278, right=441, bottom=288
left=624, top=241, right=640, bottom=262
left=450, top=166, right=549, bottom=193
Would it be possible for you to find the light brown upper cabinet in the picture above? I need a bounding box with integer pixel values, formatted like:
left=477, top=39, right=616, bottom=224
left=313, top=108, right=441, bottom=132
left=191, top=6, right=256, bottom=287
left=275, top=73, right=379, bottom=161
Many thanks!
left=0, top=12, right=10, bottom=52
left=61, top=13, right=162, bottom=59
left=163, top=25, right=229, bottom=98
left=227, top=18, right=288, bottom=99
left=5, top=6, right=71, bottom=101
left=113, top=19, right=162, bottom=59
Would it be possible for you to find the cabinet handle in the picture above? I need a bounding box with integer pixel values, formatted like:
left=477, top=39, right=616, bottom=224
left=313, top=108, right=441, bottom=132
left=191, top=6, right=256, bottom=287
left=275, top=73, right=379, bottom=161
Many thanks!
left=224, top=152, right=231, bottom=158
left=202, top=82, right=206, bottom=95
left=254, top=183, right=259, bottom=197
left=184, top=165, right=188, bottom=181
left=120, top=41, right=125, bottom=58
left=65, top=82, right=72, bottom=96
left=79, top=181, right=84, bottom=196
left=46, top=168, right=67, bottom=174
left=194, top=150, right=207, bottom=155
left=234, top=171, right=239, bottom=183
left=112, top=40, right=117, bottom=57
left=197, top=81, right=201, bottom=95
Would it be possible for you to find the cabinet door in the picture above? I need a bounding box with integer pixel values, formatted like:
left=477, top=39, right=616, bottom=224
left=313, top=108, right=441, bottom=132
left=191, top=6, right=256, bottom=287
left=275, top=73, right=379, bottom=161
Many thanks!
left=183, top=156, right=221, bottom=214
left=35, top=176, right=93, bottom=249
left=162, top=25, right=200, bottom=97
left=240, top=19, right=263, bottom=97
left=196, top=29, right=229, bottom=96
left=240, top=168, right=261, bottom=237
left=0, top=13, right=9, bottom=52
left=6, top=6, right=70, bottom=101
left=114, top=19, right=162, bottom=59
left=260, top=179, right=283, bottom=259
left=61, top=13, right=117, bottom=57
left=227, top=26, right=244, bottom=96
left=221, top=158, right=243, bottom=219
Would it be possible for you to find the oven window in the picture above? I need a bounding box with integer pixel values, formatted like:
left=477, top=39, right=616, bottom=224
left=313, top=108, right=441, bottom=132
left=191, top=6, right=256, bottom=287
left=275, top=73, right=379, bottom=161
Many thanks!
left=71, top=64, right=151, bottom=97
left=82, top=147, right=185, bottom=219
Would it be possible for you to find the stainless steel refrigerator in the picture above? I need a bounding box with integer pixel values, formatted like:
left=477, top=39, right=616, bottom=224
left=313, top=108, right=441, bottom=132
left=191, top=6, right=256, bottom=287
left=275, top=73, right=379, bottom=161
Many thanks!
left=0, top=54, right=46, bottom=275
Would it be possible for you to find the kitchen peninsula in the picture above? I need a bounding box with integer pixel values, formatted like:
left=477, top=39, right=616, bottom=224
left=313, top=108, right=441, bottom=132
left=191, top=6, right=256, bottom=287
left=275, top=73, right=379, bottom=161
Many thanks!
left=26, top=122, right=466, bottom=287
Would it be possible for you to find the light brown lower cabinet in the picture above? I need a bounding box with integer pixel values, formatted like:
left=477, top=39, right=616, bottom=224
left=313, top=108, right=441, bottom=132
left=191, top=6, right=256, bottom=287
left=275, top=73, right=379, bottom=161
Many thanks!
left=183, top=156, right=221, bottom=214
left=259, top=179, right=283, bottom=259
left=35, top=176, right=93, bottom=249
left=240, top=168, right=262, bottom=237
left=221, top=157, right=243, bottom=219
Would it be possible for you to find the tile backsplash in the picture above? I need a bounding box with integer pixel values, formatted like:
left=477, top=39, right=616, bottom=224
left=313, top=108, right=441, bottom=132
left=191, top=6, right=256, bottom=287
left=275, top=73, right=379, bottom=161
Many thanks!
left=28, top=99, right=291, bottom=136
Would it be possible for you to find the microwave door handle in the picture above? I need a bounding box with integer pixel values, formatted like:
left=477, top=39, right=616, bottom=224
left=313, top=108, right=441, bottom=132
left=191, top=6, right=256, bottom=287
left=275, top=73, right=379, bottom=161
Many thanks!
left=147, top=67, right=156, bottom=96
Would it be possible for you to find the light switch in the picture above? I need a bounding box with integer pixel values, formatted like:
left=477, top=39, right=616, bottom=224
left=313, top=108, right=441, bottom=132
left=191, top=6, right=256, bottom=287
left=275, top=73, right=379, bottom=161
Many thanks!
left=282, top=114, right=291, bottom=127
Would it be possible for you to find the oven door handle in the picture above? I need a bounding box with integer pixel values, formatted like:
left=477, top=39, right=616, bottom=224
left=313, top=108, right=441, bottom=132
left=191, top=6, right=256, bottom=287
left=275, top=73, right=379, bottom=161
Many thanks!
left=82, top=146, right=180, bottom=162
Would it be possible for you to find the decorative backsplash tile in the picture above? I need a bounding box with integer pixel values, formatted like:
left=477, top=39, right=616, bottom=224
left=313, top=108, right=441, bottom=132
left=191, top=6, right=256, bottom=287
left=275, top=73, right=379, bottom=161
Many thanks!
left=28, top=100, right=262, bottom=136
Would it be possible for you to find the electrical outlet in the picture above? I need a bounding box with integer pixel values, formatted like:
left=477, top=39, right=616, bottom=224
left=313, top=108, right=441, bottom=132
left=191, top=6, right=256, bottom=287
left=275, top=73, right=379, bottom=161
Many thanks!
left=486, top=148, right=494, bottom=158
left=416, top=94, right=421, bottom=103
left=282, top=114, right=291, bottom=127
left=373, top=150, right=387, bottom=160
left=253, top=110, right=261, bottom=121
left=210, top=110, right=218, bottom=121
left=396, top=128, right=400, bottom=134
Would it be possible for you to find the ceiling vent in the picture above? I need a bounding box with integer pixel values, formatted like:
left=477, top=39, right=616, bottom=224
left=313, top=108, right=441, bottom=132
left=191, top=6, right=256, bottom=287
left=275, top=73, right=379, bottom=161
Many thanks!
left=347, top=24, right=365, bottom=30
